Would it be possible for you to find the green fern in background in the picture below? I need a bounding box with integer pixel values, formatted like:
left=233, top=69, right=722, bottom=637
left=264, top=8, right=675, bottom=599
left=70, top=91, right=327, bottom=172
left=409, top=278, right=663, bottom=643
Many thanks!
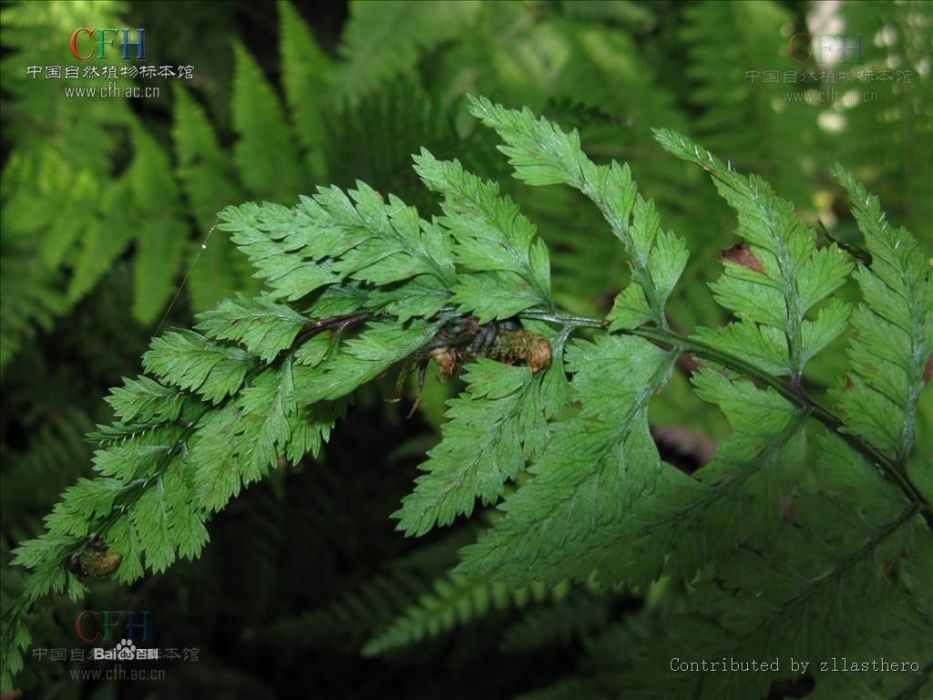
left=836, top=1, right=933, bottom=237
left=0, top=0, right=329, bottom=364
left=0, top=1, right=130, bottom=364
left=680, top=0, right=820, bottom=206
left=3, top=0, right=928, bottom=369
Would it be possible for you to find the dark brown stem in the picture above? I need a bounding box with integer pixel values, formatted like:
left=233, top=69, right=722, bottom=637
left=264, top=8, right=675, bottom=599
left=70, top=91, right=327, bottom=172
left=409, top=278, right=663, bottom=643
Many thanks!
left=294, top=311, right=375, bottom=347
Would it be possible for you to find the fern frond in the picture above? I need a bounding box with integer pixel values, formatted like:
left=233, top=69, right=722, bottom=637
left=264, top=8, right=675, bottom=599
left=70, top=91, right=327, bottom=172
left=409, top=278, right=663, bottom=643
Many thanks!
left=334, top=0, right=481, bottom=102
left=323, top=81, right=479, bottom=212
left=232, top=43, right=306, bottom=200
left=655, top=129, right=853, bottom=382
left=279, top=0, right=332, bottom=180
left=128, top=124, right=189, bottom=325
left=456, top=334, right=676, bottom=586
left=104, top=376, right=190, bottom=425
left=291, top=319, right=441, bottom=405
left=219, top=179, right=456, bottom=305
left=539, top=378, right=928, bottom=699
left=194, top=294, right=308, bottom=363
left=172, top=85, right=250, bottom=310
left=0, top=227, right=63, bottom=372
left=414, top=150, right=553, bottom=319
left=218, top=201, right=340, bottom=302
left=468, top=95, right=688, bottom=329
left=187, top=363, right=298, bottom=514
left=141, top=330, right=256, bottom=403
left=0, top=1, right=131, bottom=168
left=679, top=0, right=818, bottom=204
left=835, top=1, right=932, bottom=235
left=67, top=177, right=137, bottom=306
left=395, top=355, right=567, bottom=536
left=521, top=23, right=725, bottom=327
left=580, top=371, right=816, bottom=589
left=831, top=165, right=932, bottom=466
left=556, top=0, right=654, bottom=28
left=6, top=172, right=459, bottom=625
left=5, top=88, right=930, bottom=700
left=615, top=508, right=928, bottom=700
left=363, top=573, right=571, bottom=656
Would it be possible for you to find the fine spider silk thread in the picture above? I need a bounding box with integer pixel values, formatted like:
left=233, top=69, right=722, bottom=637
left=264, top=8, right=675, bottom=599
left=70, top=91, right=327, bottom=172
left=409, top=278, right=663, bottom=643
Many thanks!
left=153, top=219, right=219, bottom=338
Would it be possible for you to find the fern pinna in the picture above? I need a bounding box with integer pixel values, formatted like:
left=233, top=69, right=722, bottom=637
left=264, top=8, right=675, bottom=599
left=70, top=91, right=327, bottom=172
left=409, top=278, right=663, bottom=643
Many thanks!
left=2, top=96, right=930, bottom=699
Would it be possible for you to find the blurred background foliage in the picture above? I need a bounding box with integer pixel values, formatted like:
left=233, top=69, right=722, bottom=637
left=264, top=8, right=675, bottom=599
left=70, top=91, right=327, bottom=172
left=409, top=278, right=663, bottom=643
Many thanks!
left=1, top=1, right=930, bottom=697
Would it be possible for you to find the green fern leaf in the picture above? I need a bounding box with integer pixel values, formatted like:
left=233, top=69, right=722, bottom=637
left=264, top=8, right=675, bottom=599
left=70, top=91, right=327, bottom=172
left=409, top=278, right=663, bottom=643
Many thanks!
left=395, top=355, right=566, bottom=536
left=128, top=124, right=188, bottom=326
left=292, top=319, right=441, bottom=404
left=836, top=2, right=933, bottom=235
left=188, top=364, right=296, bottom=512
left=172, top=85, right=247, bottom=310
left=320, top=184, right=456, bottom=287
left=195, top=293, right=308, bottom=362
left=414, top=149, right=553, bottom=317
left=334, top=0, right=480, bottom=102
left=104, top=376, right=189, bottom=424
left=142, top=329, right=256, bottom=403
left=679, top=0, right=818, bottom=205
left=467, top=95, right=687, bottom=328
left=219, top=182, right=456, bottom=303
left=232, top=43, right=306, bottom=200
left=279, top=0, right=332, bottom=180
left=67, top=178, right=136, bottom=305
left=831, top=165, right=932, bottom=465
left=363, top=573, right=571, bottom=656
left=448, top=272, right=544, bottom=323
left=0, top=225, right=63, bottom=372
left=7, top=88, right=930, bottom=700
left=456, top=335, right=676, bottom=586
left=654, top=128, right=853, bottom=380
left=218, top=201, right=341, bottom=302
